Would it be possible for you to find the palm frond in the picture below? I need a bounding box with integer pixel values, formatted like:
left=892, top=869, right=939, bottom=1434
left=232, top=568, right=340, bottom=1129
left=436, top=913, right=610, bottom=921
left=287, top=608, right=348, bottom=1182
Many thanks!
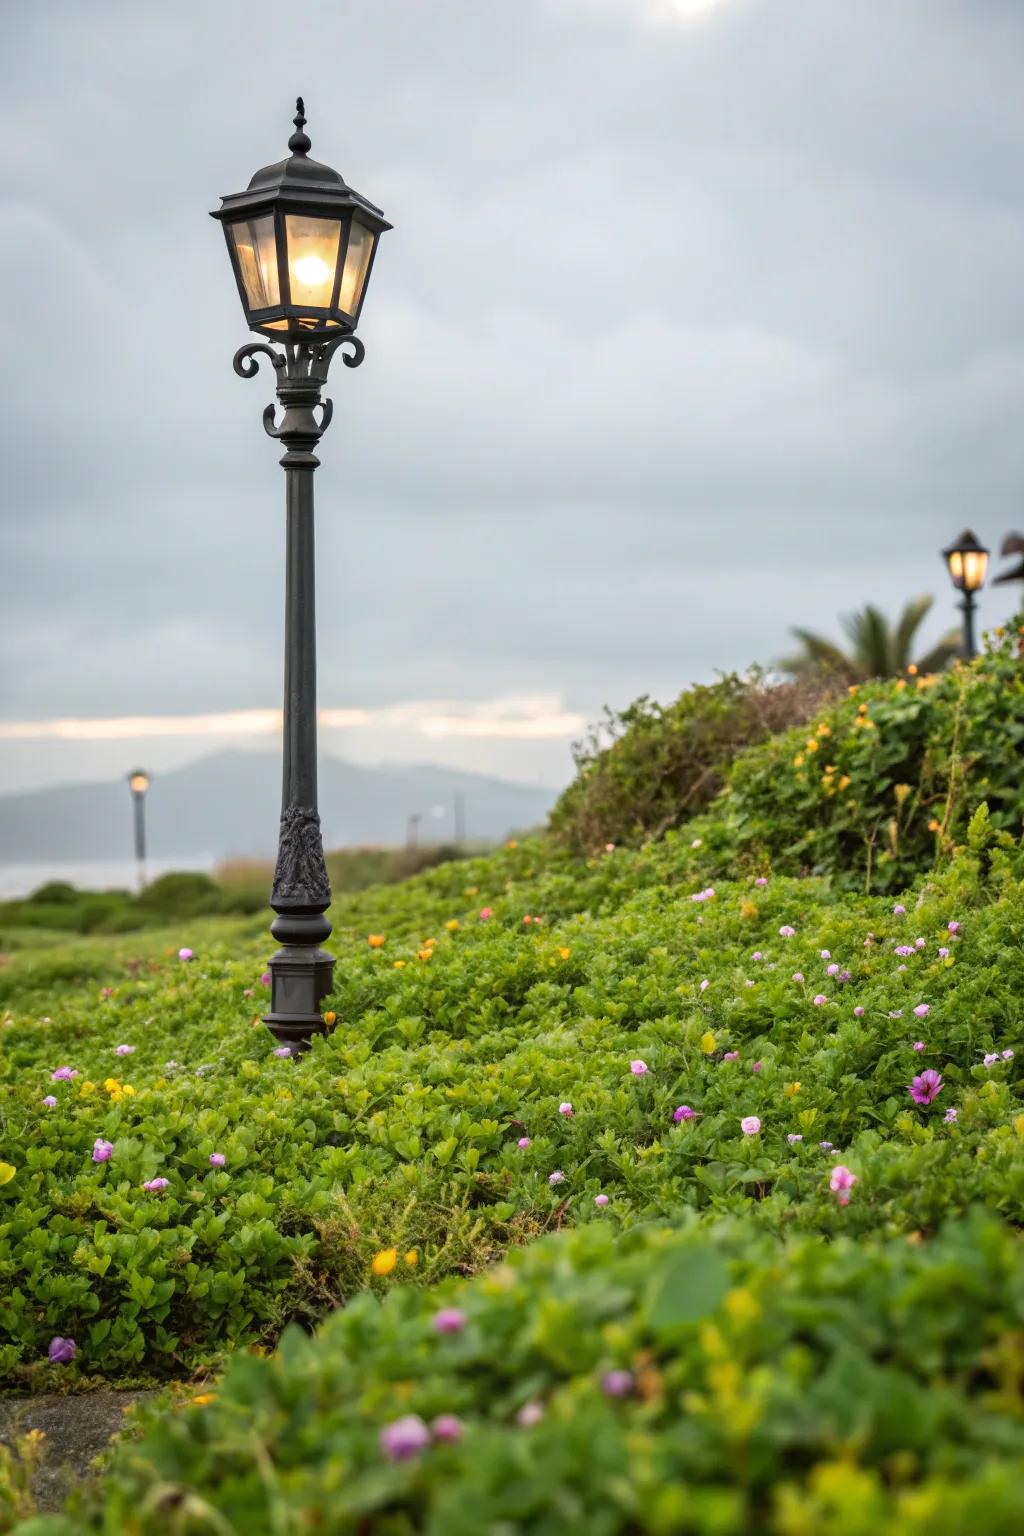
left=780, top=629, right=856, bottom=682
left=893, top=595, right=934, bottom=669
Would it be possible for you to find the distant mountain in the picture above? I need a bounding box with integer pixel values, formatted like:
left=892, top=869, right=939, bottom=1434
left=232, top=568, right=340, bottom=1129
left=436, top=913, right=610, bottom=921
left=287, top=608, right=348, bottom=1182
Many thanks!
left=0, top=751, right=558, bottom=863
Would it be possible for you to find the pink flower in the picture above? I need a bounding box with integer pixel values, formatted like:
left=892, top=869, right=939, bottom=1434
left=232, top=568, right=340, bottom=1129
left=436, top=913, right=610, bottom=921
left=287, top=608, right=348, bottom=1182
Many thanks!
left=92, top=1139, right=113, bottom=1163
left=594, top=1193, right=609, bottom=1207
left=549, top=1170, right=565, bottom=1186
left=273, top=1046, right=292, bottom=1058
left=944, top=1107, right=958, bottom=1123
left=516, top=1401, right=544, bottom=1427
left=751, top=1061, right=763, bottom=1074
left=629, top=1060, right=649, bottom=1077
left=1003, top=1049, right=1015, bottom=1061
left=479, top=908, right=493, bottom=921
left=779, top=925, right=796, bottom=937
left=722, top=1051, right=740, bottom=1063
left=431, top=1414, right=464, bottom=1444
left=913, top=1041, right=926, bottom=1052
left=909, top=1069, right=943, bottom=1106
left=938, top=947, right=950, bottom=959
left=829, top=1164, right=858, bottom=1205
left=432, top=1308, right=467, bottom=1335
left=792, top=972, right=805, bottom=983
left=820, top=950, right=831, bottom=960
left=752, top=951, right=764, bottom=962
left=142, top=1177, right=169, bottom=1192
left=983, top=1053, right=999, bottom=1068
left=893, top=904, right=906, bottom=916
left=114, top=1044, right=135, bottom=1057
left=915, top=938, right=926, bottom=950
left=209, top=1153, right=226, bottom=1167
left=854, top=1006, right=865, bottom=1017
left=558, top=1102, right=573, bottom=1116
left=379, top=1415, right=431, bottom=1462
left=755, top=877, right=768, bottom=887
left=947, top=921, right=960, bottom=934
left=516, top=1136, right=531, bottom=1149
left=826, top=963, right=839, bottom=977
left=178, top=948, right=194, bottom=962
left=601, top=1369, right=633, bottom=1398
left=48, top=1336, right=76, bottom=1364
left=42, top=1095, right=58, bottom=1107
left=100, top=987, right=114, bottom=999
left=787, top=1133, right=803, bottom=1144
left=260, top=972, right=271, bottom=986
left=673, top=1104, right=696, bottom=1121
left=813, top=994, right=828, bottom=1007
left=699, top=979, right=709, bottom=992
left=895, top=945, right=914, bottom=957
left=740, top=1116, right=761, bottom=1135
left=51, top=1066, right=77, bottom=1082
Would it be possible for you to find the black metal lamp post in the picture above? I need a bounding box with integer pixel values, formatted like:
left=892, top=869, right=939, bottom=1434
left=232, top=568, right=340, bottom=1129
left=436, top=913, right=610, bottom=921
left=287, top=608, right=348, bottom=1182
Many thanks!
left=127, top=770, right=150, bottom=892
left=941, top=529, right=989, bottom=660
left=211, top=101, right=391, bottom=1053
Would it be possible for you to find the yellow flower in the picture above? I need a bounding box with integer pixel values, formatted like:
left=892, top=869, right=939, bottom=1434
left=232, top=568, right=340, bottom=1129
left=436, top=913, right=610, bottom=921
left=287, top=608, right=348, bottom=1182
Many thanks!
left=423, top=937, right=437, bottom=947
left=792, top=753, right=805, bottom=768
left=857, top=702, right=868, bottom=715
left=0, top=1162, right=16, bottom=1186
left=323, top=1011, right=336, bottom=1026
left=393, top=960, right=406, bottom=969
left=121, top=1084, right=136, bottom=1097
left=1013, top=1115, right=1024, bottom=1139
left=403, top=1249, right=419, bottom=1268
left=894, top=783, right=912, bottom=806
left=103, top=1078, right=122, bottom=1094
left=838, top=775, right=851, bottom=791
left=805, top=739, right=819, bottom=753
left=505, top=839, right=518, bottom=849
left=417, top=948, right=433, bottom=962
left=368, top=934, right=386, bottom=949
left=724, top=1287, right=762, bottom=1324
left=847, top=684, right=859, bottom=696
left=465, top=886, right=479, bottom=897
left=445, top=919, right=461, bottom=932
left=558, top=947, right=571, bottom=960
left=928, top=818, right=941, bottom=833
left=907, top=663, right=918, bottom=676
left=700, top=1031, right=716, bottom=1055
left=191, top=1392, right=216, bottom=1407
left=895, top=678, right=907, bottom=690
left=79, top=1080, right=97, bottom=1097
left=816, top=723, right=831, bottom=737
left=785, top=1081, right=801, bottom=1096
left=372, top=1248, right=398, bottom=1276
left=739, top=900, right=758, bottom=920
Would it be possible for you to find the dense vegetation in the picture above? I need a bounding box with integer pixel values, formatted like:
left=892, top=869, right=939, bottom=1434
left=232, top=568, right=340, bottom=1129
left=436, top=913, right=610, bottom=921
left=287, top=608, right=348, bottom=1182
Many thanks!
left=1, top=626, right=1023, bottom=1532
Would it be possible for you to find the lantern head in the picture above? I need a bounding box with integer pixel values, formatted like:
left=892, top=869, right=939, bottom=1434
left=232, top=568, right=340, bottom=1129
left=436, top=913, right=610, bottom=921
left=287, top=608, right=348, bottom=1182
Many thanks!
left=941, top=529, right=989, bottom=594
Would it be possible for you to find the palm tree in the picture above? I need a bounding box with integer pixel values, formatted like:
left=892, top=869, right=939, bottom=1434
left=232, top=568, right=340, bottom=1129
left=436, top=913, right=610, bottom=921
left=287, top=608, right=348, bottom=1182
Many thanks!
left=780, top=596, right=962, bottom=684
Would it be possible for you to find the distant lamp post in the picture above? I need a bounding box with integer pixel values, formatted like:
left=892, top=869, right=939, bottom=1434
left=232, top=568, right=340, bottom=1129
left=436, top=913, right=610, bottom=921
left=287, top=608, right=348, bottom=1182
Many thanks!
left=941, top=529, right=989, bottom=659
left=211, top=100, right=391, bottom=1053
left=127, top=770, right=150, bottom=892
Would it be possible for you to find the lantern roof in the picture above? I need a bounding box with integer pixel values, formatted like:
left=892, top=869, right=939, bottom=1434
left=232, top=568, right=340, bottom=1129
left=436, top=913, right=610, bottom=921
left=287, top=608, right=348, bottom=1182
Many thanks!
left=941, top=528, right=988, bottom=560
left=211, top=100, right=391, bottom=232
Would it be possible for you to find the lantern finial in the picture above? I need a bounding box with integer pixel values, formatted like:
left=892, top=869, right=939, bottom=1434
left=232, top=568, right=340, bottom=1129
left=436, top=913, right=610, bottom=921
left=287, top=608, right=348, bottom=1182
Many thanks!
left=288, top=97, right=311, bottom=157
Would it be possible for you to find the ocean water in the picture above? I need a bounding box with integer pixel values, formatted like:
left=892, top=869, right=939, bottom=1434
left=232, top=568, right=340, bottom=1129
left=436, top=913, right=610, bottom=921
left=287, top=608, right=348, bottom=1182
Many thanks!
left=0, top=857, right=216, bottom=900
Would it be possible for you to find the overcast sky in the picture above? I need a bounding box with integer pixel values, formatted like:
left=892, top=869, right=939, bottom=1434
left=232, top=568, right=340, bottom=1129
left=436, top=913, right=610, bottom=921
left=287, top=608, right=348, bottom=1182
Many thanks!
left=2, top=0, right=1023, bottom=798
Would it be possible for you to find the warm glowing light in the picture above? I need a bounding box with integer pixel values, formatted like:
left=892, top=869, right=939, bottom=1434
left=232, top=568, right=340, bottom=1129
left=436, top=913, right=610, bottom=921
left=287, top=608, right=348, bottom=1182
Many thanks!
left=942, top=530, right=989, bottom=593
left=292, top=254, right=330, bottom=287
left=128, top=772, right=150, bottom=794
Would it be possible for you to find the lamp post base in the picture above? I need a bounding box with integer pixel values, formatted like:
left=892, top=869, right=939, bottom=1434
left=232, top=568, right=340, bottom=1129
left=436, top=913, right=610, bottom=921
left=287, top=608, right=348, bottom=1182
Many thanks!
left=262, top=807, right=335, bottom=1053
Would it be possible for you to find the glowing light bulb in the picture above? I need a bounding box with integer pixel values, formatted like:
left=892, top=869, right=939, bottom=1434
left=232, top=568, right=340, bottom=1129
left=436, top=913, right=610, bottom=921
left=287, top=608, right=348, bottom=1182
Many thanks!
left=293, top=254, right=330, bottom=288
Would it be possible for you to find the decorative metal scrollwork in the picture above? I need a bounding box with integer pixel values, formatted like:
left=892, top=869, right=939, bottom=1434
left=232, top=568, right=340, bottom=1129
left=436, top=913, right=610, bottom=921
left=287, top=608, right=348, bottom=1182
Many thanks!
left=233, top=342, right=286, bottom=380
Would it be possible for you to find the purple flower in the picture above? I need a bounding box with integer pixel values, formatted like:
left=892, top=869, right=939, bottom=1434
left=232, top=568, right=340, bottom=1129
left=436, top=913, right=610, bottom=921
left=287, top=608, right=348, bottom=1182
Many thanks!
left=915, top=938, right=926, bottom=950
left=755, top=877, right=768, bottom=887
left=594, top=1193, right=609, bottom=1207
left=839, top=970, right=851, bottom=983
left=913, top=1004, right=930, bottom=1019
left=1003, top=1049, right=1015, bottom=1061
left=516, top=1136, right=531, bottom=1149
left=699, top=978, right=709, bottom=992
left=819, top=1141, right=834, bottom=1151
left=722, top=1051, right=740, bottom=1063
left=260, top=972, right=271, bottom=986
left=516, top=1401, right=544, bottom=1427
left=209, top=1153, right=226, bottom=1167
left=629, top=1060, right=649, bottom=1077
left=92, top=1138, right=113, bottom=1163
left=51, top=1066, right=77, bottom=1082
left=893, top=904, right=906, bottom=916
left=601, top=1369, right=633, bottom=1398
left=913, top=1041, right=926, bottom=1052
left=178, top=947, right=194, bottom=962
left=947, top=921, right=960, bottom=935
left=751, top=1060, right=763, bottom=1074
left=752, top=951, right=764, bottom=962
left=820, top=950, right=831, bottom=960
left=813, top=994, right=828, bottom=1007
left=740, top=1116, right=761, bottom=1135
left=983, top=1053, right=999, bottom=1068
left=273, top=1047, right=292, bottom=1058
left=826, top=963, right=839, bottom=977
left=48, top=1336, right=76, bottom=1364
left=944, top=1107, right=958, bottom=1124
left=558, top=1101, right=573, bottom=1117
left=549, top=1170, right=565, bottom=1186
left=673, top=1104, right=696, bottom=1121
left=42, top=1095, right=58, bottom=1107
left=142, top=1177, right=169, bottom=1192
left=909, top=1069, right=943, bottom=1106
left=432, top=1308, right=467, bottom=1335
left=431, top=1414, right=464, bottom=1444
left=787, top=1133, right=803, bottom=1144
left=379, top=1415, right=431, bottom=1462
left=779, top=925, right=796, bottom=937
left=792, top=972, right=805, bottom=983
left=938, top=947, right=950, bottom=959
left=889, top=1010, right=903, bottom=1019
left=114, top=1044, right=135, bottom=1057
left=895, top=945, right=914, bottom=958
left=854, top=1006, right=865, bottom=1017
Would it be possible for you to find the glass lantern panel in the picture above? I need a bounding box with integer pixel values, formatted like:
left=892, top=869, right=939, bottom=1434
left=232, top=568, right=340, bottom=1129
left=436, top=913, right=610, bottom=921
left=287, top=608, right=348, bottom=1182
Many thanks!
left=338, top=219, right=375, bottom=314
left=285, top=215, right=341, bottom=308
left=960, top=549, right=988, bottom=591
left=229, top=216, right=280, bottom=310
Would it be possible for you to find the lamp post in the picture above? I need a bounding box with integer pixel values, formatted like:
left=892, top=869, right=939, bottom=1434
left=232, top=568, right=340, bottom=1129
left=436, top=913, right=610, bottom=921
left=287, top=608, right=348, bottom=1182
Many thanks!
left=126, top=770, right=150, bottom=892
left=941, top=529, right=989, bottom=660
left=211, top=101, right=391, bottom=1053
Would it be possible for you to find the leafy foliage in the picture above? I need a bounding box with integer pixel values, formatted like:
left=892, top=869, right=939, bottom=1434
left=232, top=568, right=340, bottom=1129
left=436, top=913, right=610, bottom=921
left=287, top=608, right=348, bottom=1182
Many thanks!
left=781, top=594, right=962, bottom=683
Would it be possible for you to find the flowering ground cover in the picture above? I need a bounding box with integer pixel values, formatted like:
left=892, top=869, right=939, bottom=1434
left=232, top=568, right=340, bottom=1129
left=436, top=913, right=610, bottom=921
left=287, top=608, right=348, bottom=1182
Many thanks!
left=2, top=642, right=1023, bottom=1531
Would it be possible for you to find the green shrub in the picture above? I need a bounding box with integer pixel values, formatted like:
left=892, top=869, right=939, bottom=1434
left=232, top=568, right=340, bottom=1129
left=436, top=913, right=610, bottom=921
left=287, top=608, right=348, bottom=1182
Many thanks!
left=550, top=673, right=834, bottom=855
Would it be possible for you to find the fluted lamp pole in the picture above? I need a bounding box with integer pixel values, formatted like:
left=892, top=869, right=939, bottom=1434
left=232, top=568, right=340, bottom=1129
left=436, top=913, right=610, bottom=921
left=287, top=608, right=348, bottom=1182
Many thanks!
left=941, top=529, right=989, bottom=661
left=211, top=101, right=391, bottom=1052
